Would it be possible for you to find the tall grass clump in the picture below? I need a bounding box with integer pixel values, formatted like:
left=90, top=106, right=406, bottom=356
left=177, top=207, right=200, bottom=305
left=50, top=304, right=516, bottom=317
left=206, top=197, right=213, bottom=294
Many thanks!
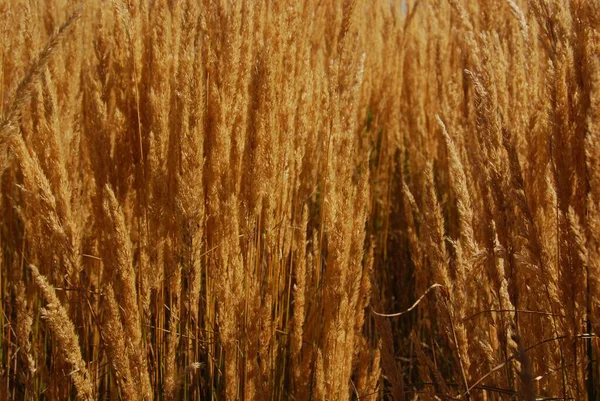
left=1, top=0, right=600, bottom=400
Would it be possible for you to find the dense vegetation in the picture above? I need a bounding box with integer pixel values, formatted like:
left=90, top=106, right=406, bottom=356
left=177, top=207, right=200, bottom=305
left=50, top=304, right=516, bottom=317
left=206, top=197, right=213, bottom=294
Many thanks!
left=1, top=0, right=599, bottom=400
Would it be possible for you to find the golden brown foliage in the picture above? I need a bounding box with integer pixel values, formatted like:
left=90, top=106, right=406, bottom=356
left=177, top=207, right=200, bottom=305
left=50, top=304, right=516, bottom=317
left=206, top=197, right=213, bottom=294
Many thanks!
left=1, top=0, right=600, bottom=400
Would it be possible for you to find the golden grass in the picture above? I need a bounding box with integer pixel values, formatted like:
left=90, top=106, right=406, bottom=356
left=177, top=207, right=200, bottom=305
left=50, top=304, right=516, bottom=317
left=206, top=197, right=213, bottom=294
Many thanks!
left=1, top=0, right=600, bottom=400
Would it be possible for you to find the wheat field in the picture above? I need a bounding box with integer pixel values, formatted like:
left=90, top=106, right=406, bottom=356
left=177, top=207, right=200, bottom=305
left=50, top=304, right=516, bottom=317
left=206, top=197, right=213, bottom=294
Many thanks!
left=0, top=0, right=599, bottom=400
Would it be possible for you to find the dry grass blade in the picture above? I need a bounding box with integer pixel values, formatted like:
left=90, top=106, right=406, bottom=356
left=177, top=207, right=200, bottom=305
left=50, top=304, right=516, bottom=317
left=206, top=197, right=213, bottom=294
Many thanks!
left=0, top=5, right=82, bottom=146
left=29, top=264, right=93, bottom=401
left=372, top=283, right=446, bottom=317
